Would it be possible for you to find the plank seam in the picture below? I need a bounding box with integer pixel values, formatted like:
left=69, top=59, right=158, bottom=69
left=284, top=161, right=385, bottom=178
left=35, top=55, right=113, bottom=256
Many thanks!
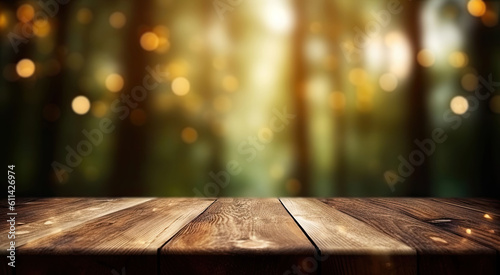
left=156, top=198, right=218, bottom=275
left=279, top=198, right=322, bottom=275
left=318, top=199, right=423, bottom=274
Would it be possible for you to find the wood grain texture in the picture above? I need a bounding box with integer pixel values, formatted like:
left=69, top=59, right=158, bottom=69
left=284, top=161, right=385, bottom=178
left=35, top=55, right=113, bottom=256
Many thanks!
left=0, top=197, right=38, bottom=207
left=281, top=198, right=416, bottom=275
left=161, top=198, right=316, bottom=275
left=322, top=198, right=497, bottom=275
left=2, top=198, right=498, bottom=275
left=0, top=197, right=152, bottom=249
left=16, top=198, right=214, bottom=274
left=434, top=198, right=500, bottom=217
left=368, top=198, right=500, bottom=252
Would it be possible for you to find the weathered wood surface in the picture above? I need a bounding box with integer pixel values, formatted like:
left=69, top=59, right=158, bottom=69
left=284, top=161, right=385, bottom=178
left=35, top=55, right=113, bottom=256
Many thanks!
left=433, top=198, right=500, bottom=217
left=1, top=198, right=498, bottom=275
left=368, top=198, right=500, bottom=251
left=322, top=198, right=497, bottom=275
left=161, top=198, right=316, bottom=274
left=0, top=197, right=153, bottom=248
left=280, top=198, right=416, bottom=274
left=14, top=198, right=214, bottom=274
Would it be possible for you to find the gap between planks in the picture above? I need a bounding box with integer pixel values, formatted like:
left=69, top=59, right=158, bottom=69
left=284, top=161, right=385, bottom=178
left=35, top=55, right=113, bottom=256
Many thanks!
left=156, top=198, right=218, bottom=274
left=279, top=197, right=323, bottom=274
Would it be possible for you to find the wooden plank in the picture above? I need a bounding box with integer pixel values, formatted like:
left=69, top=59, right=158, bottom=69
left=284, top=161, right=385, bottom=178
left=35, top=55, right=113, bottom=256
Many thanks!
left=281, top=198, right=416, bottom=275
left=433, top=198, right=500, bottom=217
left=0, top=197, right=38, bottom=207
left=161, top=198, right=316, bottom=274
left=368, top=198, right=500, bottom=252
left=0, top=198, right=80, bottom=231
left=0, top=197, right=152, bottom=249
left=322, top=198, right=497, bottom=275
left=16, top=198, right=214, bottom=274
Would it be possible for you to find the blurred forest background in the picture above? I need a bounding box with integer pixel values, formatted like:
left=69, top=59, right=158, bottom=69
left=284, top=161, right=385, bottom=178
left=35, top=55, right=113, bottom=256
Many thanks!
left=1, top=0, right=499, bottom=197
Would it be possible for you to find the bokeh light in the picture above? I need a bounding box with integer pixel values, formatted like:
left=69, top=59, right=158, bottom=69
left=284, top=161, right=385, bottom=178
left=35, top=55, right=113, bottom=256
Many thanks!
left=167, top=59, right=189, bottom=79
left=16, top=4, right=34, bottom=23
left=72, top=95, right=91, bottom=115
left=417, top=49, right=435, bottom=67
left=3, top=0, right=500, bottom=198
left=448, top=51, right=468, bottom=68
left=109, top=12, right=126, bottom=29
left=153, top=25, right=169, bottom=38
left=450, top=96, right=469, bottom=115
left=140, top=32, right=159, bottom=51
left=172, top=77, right=190, bottom=96
left=105, top=73, right=124, bottom=92
left=153, top=25, right=170, bottom=53
left=16, top=59, right=35, bottom=78
left=467, top=0, right=486, bottom=17
left=461, top=73, right=478, bottom=92
left=91, top=101, right=108, bottom=118
left=0, top=12, right=8, bottom=29
left=181, top=127, right=198, bottom=144
left=379, top=73, right=398, bottom=92
left=33, top=19, right=51, bottom=37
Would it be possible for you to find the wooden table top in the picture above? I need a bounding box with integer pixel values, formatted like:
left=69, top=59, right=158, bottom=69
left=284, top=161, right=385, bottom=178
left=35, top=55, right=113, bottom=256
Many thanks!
left=1, top=198, right=499, bottom=274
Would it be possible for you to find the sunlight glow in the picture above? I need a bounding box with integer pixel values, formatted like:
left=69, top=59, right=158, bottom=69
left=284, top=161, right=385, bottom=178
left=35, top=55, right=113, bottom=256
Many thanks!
left=262, top=1, right=294, bottom=33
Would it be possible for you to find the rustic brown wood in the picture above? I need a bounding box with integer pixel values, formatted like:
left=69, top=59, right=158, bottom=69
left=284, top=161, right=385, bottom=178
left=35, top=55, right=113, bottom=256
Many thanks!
left=281, top=198, right=416, bottom=274
left=2, top=198, right=499, bottom=274
left=322, top=198, right=497, bottom=275
left=16, top=198, right=214, bottom=274
left=434, top=198, right=500, bottom=217
left=161, top=198, right=316, bottom=274
left=0, top=197, right=38, bottom=207
left=368, top=198, right=500, bottom=252
left=0, top=197, right=152, bottom=248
